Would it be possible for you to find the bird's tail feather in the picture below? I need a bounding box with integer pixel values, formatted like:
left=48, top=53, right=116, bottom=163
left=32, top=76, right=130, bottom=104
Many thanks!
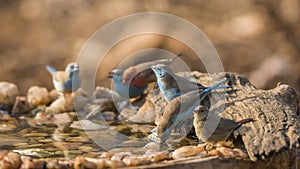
left=200, top=78, right=228, bottom=97
left=46, top=65, right=56, bottom=75
left=236, top=118, right=253, bottom=125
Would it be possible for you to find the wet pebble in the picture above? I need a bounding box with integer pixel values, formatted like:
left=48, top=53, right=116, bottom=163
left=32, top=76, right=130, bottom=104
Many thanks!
left=119, top=108, right=137, bottom=119
left=129, top=100, right=156, bottom=123
left=85, top=158, right=105, bottom=169
left=27, top=86, right=51, bottom=107
left=12, top=96, right=30, bottom=115
left=144, top=142, right=160, bottom=152
left=78, top=146, right=96, bottom=153
left=0, top=81, right=19, bottom=110
left=65, top=137, right=91, bottom=143
left=145, top=150, right=170, bottom=162
left=104, top=159, right=125, bottom=168
left=20, top=159, right=35, bottom=169
left=0, top=152, right=22, bottom=169
left=70, top=120, right=108, bottom=131
left=23, top=133, right=49, bottom=137
left=45, top=95, right=74, bottom=114
left=74, top=156, right=96, bottom=169
left=0, top=121, right=17, bottom=132
left=122, top=155, right=149, bottom=167
left=172, top=145, right=206, bottom=159
left=110, top=152, right=132, bottom=161
left=102, top=111, right=116, bottom=121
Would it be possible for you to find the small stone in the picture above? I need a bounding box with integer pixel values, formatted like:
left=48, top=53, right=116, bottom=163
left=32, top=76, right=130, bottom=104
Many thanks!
left=129, top=100, right=156, bottom=123
left=20, top=159, right=35, bottom=169
left=45, top=95, right=74, bottom=114
left=65, top=137, right=91, bottom=143
left=0, top=121, right=17, bottom=132
left=172, top=146, right=205, bottom=159
left=70, top=120, right=108, bottom=131
left=27, top=86, right=51, bottom=107
left=12, top=96, right=30, bottom=115
left=102, top=111, right=116, bottom=121
left=0, top=159, right=13, bottom=169
left=110, top=152, right=132, bottom=161
left=53, top=142, right=83, bottom=150
left=99, top=152, right=114, bottom=159
left=144, top=142, right=161, bottom=152
left=32, top=159, right=46, bottom=169
left=145, top=150, right=170, bottom=162
left=122, top=155, right=151, bottom=167
left=85, top=158, right=105, bottom=169
left=104, top=159, right=125, bottom=168
left=23, top=133, right=49, bottom=137
left=34, top=112, right=53, bottom=125
left=119, top=108, right=137, bottom=119
left=4, top=152, right=22, bottom=169
left=78, top=146, right=95, bottom=153
left=0, top=82, right=19, bottom=110
left=74, top=156, right=96, bottom=169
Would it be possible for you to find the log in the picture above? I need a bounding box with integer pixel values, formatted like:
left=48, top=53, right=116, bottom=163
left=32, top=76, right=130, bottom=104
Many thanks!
left=146, top=72, right=299, bottom=168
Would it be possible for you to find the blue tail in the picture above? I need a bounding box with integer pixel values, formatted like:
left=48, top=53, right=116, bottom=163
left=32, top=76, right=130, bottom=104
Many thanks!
left=46, top=65, right=56, bottom=75
left=199, top=78, right=229, bottom=98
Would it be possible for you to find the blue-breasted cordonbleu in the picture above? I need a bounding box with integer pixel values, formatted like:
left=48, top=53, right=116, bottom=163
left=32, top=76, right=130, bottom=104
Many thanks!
left=151, top=64, right=230, bottom=102
left=109, top=69, right=148, bottom=98
left=46, top=63, right=81, bottom=95
left=156, top=77, right=230, bottom=143
left=122, top=54, right=183, bottom=87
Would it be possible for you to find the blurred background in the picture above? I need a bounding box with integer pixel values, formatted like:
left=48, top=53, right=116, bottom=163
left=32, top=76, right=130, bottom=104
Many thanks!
left=0, top=0, right=299, bottom=95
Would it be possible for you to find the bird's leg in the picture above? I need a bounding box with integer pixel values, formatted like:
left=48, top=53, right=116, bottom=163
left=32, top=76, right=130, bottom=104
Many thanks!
left=216, top=140, right=234, bottom=148
left=204, top=143, right=215, bottom=152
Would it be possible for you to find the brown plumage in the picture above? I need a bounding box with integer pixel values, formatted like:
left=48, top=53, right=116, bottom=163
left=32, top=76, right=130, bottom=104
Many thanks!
left=193, top=105, right=253, bottom=144
left=122, top=54, right=182, bottom=87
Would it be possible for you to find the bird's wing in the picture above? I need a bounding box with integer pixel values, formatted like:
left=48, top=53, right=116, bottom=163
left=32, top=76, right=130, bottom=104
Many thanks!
left=46, top=65, right=56, bottom=75
left=52, top=71, right=69, bottom=83
left=174, top=75, right=204, bottom=93
left=123, top=58, right=176, bottom=84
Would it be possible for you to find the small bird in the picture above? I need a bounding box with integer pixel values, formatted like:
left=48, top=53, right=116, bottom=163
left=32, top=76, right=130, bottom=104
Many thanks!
left=46, top=63, right=81, bottom=95
left=151, top=63, right=230, bottom=102
left=108, top=69, right=148, bottom=98
left=156, top=78, right=229, bottom=143
left=193, top=105, right=253, bottom=147
left=122, top=54, right=183, bottom=87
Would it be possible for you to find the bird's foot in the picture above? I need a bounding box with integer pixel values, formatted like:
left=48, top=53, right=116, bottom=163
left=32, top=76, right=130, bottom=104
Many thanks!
left=215, top=140, right=234, bottom=148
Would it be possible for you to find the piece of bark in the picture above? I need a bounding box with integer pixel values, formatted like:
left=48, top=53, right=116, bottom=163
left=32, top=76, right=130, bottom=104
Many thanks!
left=147, top=71, right=299, bottom=168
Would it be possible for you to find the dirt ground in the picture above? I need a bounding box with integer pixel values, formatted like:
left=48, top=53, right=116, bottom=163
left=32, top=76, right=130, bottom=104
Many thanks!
left=0, top=0, right=299, bottom=95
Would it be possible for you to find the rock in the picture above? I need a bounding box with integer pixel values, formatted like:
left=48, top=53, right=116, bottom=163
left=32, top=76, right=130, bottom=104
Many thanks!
left=122, top=155, right=149, bottom=167
left=172, top=146, right=206, bottom=159
left=0, top=82, right=19, bottom=110
left=144, top=150, right=170, bottom=162
left=52, top=113, right=73, bottom=128
left=128, top=100, right=156, bottom=123
left=20, top=159, right=35, bottom=169
left=102, top=111, right=116, bottom=121
left=104, top=159, right=125, bottom=168
left=85, top=101, right=117, bottom=121
left=119, top=108, right=137, bottom=119
left=147, top=71, right=300, bottom=169
left=27, top=86, right=51, bottom=107
left=70, top=120, right=108, bottom=131
left=12, top=96, right=30, bottom=115
left=45, top=95, right=74, bottom=114
left=74, top=157, right=96, bottom=169
left=0, top=152, right=22, bottom=169
left=34, top=112, right=53, bottom=125
left=0, top=121, right=17, bottom=132
left=85, top=158, right=105, bottom=169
